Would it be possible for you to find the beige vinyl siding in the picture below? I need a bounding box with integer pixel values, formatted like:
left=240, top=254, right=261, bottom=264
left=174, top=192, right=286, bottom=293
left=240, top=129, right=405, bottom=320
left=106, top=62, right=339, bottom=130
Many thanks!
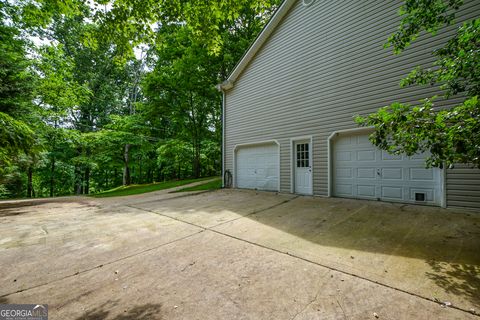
left=224, top=0, right=480, bottom=206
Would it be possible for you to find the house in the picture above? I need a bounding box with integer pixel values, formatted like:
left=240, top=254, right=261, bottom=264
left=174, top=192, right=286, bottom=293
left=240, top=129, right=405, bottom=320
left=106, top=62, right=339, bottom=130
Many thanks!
left=217, top=0, right=480, bottom=210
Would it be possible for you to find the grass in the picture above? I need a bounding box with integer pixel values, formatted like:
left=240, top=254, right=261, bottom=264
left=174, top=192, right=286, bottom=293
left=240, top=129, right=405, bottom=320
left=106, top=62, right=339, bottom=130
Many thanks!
left=91, top=177, right=216, bottom=198
left=174, top=178, right=222, bottom=192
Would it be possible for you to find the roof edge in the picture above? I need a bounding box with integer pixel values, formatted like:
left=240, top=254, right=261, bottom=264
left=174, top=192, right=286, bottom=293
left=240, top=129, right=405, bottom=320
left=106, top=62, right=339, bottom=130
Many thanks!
left=217, top=0, right=296, bottom=91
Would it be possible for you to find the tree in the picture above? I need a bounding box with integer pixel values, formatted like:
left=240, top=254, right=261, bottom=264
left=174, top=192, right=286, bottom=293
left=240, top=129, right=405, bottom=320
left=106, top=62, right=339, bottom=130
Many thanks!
left=143, top=0, right=279, bottom=179
left=143, top=24, right=216, bottom=178
left=17, top=0, right=279, bottom=58
left=0, top=0, right=281, bottom=198
left=0, top=2, right=38, bottom=196
left=356, top=0, right=479, bottom=168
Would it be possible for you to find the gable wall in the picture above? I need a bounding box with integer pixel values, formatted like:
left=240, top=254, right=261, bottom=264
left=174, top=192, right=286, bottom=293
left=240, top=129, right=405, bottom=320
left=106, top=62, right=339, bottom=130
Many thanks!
left=224, top=0, right=480, bottom=208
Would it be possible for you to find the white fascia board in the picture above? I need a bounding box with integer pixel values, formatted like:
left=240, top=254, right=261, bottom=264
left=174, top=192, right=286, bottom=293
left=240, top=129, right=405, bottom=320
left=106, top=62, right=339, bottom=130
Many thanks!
left=217, top=0, right=295, bottom=91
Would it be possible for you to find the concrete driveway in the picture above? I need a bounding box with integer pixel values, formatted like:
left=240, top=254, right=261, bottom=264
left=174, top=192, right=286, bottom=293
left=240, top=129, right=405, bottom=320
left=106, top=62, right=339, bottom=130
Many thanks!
left=0, top=186, right=479, bottom=319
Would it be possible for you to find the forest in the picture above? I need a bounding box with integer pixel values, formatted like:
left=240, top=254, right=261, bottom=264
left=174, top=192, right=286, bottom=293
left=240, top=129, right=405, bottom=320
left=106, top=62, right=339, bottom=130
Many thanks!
left=0, top=0, right=280, bottom=198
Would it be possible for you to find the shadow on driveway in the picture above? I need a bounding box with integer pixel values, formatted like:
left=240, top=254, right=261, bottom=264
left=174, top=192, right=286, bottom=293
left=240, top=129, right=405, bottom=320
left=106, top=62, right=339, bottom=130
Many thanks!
left=142, top=190, right=480, bottom=310
left=77, top=302, right=163, bottom=320
left=246, top=195, right=480, bottom=309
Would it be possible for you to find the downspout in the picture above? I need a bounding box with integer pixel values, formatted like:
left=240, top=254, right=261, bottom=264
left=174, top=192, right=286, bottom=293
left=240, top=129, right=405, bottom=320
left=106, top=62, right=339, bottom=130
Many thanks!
left=217, top=80, right=233, bottom=188
left=222, top=91, right=226, bottom=188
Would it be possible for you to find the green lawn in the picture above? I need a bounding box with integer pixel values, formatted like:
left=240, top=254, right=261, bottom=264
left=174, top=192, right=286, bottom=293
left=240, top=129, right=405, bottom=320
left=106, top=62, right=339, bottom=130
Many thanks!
left=91, top=177, right=216, bottom=198
left=174, top=178, right=222, bottom=192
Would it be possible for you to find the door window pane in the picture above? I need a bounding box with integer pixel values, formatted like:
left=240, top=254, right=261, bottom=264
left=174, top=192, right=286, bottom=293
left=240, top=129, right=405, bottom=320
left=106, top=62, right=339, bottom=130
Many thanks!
left=295, top=143, right=310, bottom=168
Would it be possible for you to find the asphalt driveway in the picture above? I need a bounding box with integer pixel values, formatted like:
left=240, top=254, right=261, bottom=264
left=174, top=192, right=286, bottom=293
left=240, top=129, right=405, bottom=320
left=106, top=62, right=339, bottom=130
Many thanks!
left=0, top=186, right=479, bottom=319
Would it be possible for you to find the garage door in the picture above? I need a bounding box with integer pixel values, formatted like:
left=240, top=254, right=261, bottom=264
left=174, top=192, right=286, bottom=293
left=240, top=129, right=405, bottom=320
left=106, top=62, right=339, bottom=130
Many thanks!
left=235, top=143, right=279, bottom=191
left=332, top=133, right=442, bottom=206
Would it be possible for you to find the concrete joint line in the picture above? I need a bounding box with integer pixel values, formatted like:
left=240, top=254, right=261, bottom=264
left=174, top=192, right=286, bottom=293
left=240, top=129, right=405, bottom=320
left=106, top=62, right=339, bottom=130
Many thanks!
left=113, top=189, right=213, bottom=208
left=0, top=230, right=205, bottom=298
left=127, top=195, right=299, bottom=232
left=210, top=195, right=300, bottom=229
left=206, top=228, right=479, bottom=318
left=129, top=197, right=478, bottom=316
left=126, top=205, right=209, bottom=231
left=19, top=194, right=474, bottom=318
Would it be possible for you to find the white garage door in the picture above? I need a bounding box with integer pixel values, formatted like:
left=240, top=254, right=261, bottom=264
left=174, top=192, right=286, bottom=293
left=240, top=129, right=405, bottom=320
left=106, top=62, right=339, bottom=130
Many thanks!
left=235, top=143, right=279, bottom=191
left=333, top=133, right=442, bottom=206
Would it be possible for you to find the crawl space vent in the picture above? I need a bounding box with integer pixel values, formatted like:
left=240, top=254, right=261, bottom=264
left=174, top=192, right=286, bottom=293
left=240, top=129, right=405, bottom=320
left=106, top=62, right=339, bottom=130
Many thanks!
left=415, top=192, right=426, bottom=202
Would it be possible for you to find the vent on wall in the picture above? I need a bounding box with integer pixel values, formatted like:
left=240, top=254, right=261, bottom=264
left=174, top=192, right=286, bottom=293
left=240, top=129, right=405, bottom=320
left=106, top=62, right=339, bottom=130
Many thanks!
left=415, top=192, right=426, bottom=202
left=303, top=0, right=315, bottom=6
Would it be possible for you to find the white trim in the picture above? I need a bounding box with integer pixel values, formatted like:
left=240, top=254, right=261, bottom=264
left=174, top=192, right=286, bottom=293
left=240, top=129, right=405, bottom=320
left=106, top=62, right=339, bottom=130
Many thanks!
left=290, top=136, right=313, bottom=195
left=216, top=81, right=233, bottom=92
left=233, top=140, right=281, bottom=192
left=441, top=166, right=447, bottom=208
left=327, top=127, right=374, bottom=197
left=327, top=127, right=445, bottom=207
left=217, top=0, right=296, bottom=91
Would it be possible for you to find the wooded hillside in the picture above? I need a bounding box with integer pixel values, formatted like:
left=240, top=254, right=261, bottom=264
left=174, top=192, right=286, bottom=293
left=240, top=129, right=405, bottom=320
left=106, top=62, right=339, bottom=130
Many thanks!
left=0, top=0, right=280, bottom=198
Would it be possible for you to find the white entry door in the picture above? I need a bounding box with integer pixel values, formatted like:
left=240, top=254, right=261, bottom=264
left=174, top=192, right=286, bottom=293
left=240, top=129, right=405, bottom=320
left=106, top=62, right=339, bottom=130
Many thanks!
left=294, top=140, right=312, bottom=195
left=332, top=133, right=443, bottom=206
left=236, top=143, right=279, bottom=191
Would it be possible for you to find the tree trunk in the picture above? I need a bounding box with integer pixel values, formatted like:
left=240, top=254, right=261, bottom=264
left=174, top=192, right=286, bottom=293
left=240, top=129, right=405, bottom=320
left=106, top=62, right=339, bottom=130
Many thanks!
left=51, top=119, right=58, bottom=197
left=27, top=166, right=33, bottom=198
left=123, top=144, right=131, bottom=186
left=131, top=165, right=135, bottom=184
left=139, top=160, right=142, bottom=184
left=193, top=140, right=201, bottom=178
left=74, top=166, right=83, bottom=195
left=157, top=165, right=162, bottom=182
left=49, top=157, right=55, bottom=197
left=84, top=167, right=90, bottom=194
left=76, top=182, right=83, bottom=195
left=104, top=170, right=108, bottom=190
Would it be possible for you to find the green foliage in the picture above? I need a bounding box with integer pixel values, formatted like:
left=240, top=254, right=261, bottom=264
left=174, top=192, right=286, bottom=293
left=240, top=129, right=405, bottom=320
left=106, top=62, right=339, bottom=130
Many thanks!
left=16, top=0, right=279, bottom=57
left=18, top=0, right=83, bottom=29
left=0, top=6, right=38, bottom=181
left=0, top=162, right=26, bottom=198
left=156, top=139, right=194, bottom=179
left=0, top=0, right=278, bottom=199
left=356, top=96, right=480, bottom=168
left=400, top=18, right=480, bottom=98
left=143, top=24, right=218, bottom=177
left=386, top=0, right=463, bottom=53
left=359, top=1, right=479, bottom=168
left=92, top=0, right=280, bottom=55
left=34, top=44, right=91, bottom=121
left=0, top=18, right=35, bottom=115
left=143, top=1, right=277, bottom=179
left=0, top=112, right=35, bottom=168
